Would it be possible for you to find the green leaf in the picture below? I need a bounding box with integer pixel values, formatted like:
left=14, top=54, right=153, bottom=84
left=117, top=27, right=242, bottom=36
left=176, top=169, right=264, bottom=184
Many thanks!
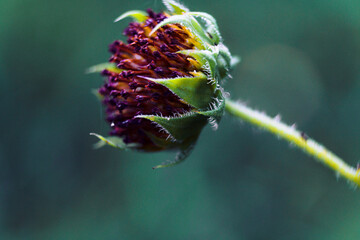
left=86, top=62, right=123, bottom=74
left=139, top=71, right=215, bottom=109
left=114, top=10, right=147, bottom=23
left=162, top=0, right=189, bottom=14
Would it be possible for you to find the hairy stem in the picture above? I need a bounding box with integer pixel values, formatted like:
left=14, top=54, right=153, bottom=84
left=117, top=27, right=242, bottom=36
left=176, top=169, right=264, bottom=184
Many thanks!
left=225, top=98, right=360, bottom=187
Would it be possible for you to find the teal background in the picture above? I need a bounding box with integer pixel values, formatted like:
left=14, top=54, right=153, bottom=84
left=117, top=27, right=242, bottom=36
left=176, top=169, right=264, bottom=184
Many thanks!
left=1, top=0, right=360, bottom=239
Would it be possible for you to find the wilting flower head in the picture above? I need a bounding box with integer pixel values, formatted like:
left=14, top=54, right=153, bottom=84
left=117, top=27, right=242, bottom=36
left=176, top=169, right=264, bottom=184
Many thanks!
left=90, top=0, right=238, bottom=167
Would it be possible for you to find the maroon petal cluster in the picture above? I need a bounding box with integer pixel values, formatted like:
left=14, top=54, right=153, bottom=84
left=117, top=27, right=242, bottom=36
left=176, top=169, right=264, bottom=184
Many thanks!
left=98, top=9, right=200, bottom=151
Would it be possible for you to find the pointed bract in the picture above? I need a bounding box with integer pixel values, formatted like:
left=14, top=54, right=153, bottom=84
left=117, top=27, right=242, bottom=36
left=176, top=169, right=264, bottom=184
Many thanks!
left=139, top=72, right=215, bottom=109
left=90, top=133, right=138, bottom=149
left=150, top=14, right=212, bottom=47
left=114, top=10, right=147, bottom=23
left=136, top=112, right=207, bottom=143
left=187, top=11, right=221, bottom=44
left=86, top=63, right=123, bottom=74
left=162, top=0, right=189, bottom=14
left=152, top=135, right=197, bottom=169
left=177, top=49, right=218, bottom=79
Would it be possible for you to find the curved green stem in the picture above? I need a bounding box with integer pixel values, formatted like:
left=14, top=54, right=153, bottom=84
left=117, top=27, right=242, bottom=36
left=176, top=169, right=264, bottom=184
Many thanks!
left=225, top=98, right=360, bottom=187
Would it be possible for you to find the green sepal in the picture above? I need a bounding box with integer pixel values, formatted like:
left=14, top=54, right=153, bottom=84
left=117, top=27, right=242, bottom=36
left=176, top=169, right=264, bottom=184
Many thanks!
left=196, top=91, right=225, bottom=123
left=90, top=133, right=138, bottom=150
left=162, top=0, right=189, bottom=14
left=152, top=134, right=198, bottom=169
left=216, top=44, right=238, bottom=80
left=86, top=62, right=123, bottom=74
left=187, top=11, right=221, bottom=44
left=178, top=49, right=218, bottom=80
left=136, top=112, right=208, bottom=143
left=218, top=44, right=232, bottom=67
left=150, top=14, right=211, bottom=48
left=140, top=71, right=215, bottom=109
left=143, top=130, right=179, bottom=149
left=114, top=10, right=147, bottom=23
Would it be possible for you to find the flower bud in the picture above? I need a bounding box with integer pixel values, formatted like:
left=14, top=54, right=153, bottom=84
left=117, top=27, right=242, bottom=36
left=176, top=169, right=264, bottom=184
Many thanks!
left=90, top=0, right=238, bottom=167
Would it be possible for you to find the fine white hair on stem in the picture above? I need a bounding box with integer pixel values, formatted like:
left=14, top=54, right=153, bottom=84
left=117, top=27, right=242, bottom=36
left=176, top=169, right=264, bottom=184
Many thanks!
left=225, top=98, right=360, bottom=187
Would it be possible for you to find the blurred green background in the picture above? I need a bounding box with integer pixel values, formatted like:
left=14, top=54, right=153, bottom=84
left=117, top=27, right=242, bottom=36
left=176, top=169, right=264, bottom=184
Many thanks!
left=1, top=0, right=360, bottom=239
